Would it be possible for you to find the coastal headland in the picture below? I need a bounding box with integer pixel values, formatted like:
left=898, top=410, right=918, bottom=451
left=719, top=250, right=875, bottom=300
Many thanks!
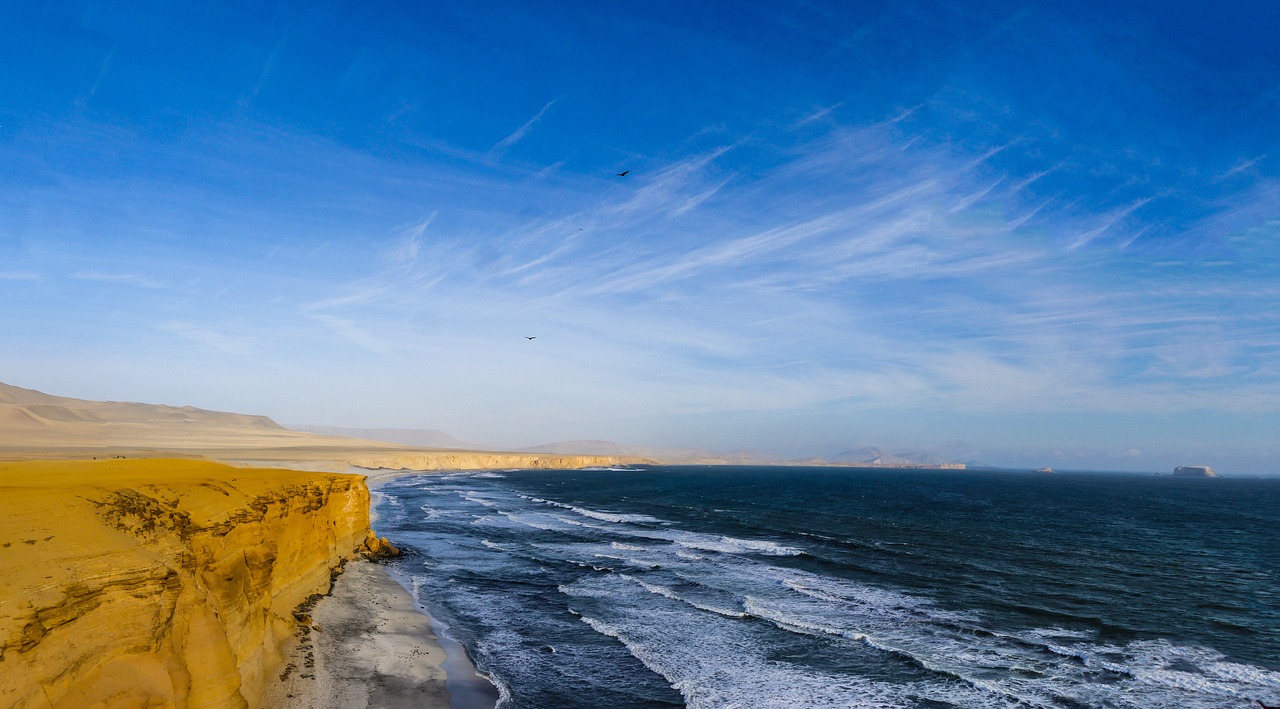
left=0, top=459, right=368, bottom=708
left=0, top=381, right=646, bottom=708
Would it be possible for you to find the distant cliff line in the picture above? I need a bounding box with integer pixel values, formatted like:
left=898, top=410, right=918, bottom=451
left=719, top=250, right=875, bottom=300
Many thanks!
left=840, top=462, right=967, bottom=470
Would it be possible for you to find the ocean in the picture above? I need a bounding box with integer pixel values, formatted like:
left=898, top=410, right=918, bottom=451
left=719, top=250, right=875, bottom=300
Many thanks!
left=373, top=466, right=1280, bottom=708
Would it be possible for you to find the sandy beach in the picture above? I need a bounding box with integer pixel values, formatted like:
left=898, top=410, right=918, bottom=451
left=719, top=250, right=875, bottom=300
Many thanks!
left=266, top=475, right=499, bottom=709
left=264, top=559, right=490, bottom=709
left=0, top=382, right=623, bottom=707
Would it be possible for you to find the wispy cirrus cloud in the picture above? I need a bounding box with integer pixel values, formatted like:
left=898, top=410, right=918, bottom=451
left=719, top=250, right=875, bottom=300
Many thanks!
left=71, top=272, right=167, bottom=288
left=309, top=314, right=393, bottom=354
left=159, top=321, right=254, bottom=355
left=315, top=109, right=1280, bottom=433
left=489, top=99, right=557, bottom=159
left=793, top=102, right=842, bottom=127
left=14, top=98, right=1272, bottom=459
left=1065, top=197, right=1154, bottom=251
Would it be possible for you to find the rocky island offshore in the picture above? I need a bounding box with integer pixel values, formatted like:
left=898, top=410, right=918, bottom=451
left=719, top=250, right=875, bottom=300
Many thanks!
left=1173, top=465, right=1218, bottom=477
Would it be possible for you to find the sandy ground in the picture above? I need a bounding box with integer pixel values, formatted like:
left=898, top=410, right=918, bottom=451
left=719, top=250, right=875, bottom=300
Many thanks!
left=0, top=459, right=369, bottom=708
left=0, top=382, right=602, bottom=708
left=266, top=560, right=496, bottom=709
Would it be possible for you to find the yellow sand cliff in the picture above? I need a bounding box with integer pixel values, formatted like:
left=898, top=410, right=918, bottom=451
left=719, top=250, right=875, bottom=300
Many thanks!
left=0, top=459, right=369, bottom=708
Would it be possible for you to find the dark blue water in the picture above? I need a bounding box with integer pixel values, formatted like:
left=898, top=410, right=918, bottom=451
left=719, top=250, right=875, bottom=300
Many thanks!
left=373, top=466, right=1280, bottom=708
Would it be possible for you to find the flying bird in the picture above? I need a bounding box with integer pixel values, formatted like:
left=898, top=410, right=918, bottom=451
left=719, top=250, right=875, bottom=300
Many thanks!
left=616, top=170, right=629, bottom=177
left=525, top=336, right=536, bottom=340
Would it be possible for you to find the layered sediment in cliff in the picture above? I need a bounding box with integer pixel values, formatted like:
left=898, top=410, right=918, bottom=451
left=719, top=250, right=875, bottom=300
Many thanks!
left=0, top=459, right=369, bottom=708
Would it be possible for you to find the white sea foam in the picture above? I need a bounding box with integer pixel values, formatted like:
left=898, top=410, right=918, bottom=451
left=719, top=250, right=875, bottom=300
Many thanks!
left=567, top=506, right=662, bottom=524
left=572, top=588, right=1009, bottom=709
left=395, top=475, right=1280, bottom=708
left=419, top=505, right=447, bottom=520
left=470, top=515, right=510, bottom=527
left=548, top=514, right=608, bottom=530
left=591, top=553, right=658, bottom=568
left=610, top=542, right=648, bottom=551
left=496, top=511, right=566, bottom=531
left=751, top=570, right=1280, bottom=707
left=623, top=576, right=682, bottom=601
left=743, top=596, right=867, bottom=641
left=674, top=535, right=803, bottom=556
left=623, top=576, right=749, bottom=619
left=778, top=574, right=932, bottom=614
left=521, top=496, right=662, bottom=524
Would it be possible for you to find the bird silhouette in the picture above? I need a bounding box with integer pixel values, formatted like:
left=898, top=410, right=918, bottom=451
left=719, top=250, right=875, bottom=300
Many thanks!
left=525, top=336, right=536, bottom=340
left=616, top=170, right=629, bottom=177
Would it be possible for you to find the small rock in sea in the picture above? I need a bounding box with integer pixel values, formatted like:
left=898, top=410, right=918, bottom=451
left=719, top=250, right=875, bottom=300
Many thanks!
left=540, top=645, right=556, bottom=654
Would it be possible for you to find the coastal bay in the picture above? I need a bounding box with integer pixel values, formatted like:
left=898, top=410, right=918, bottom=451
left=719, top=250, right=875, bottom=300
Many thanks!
left=0, top=383, right=631, bottom=707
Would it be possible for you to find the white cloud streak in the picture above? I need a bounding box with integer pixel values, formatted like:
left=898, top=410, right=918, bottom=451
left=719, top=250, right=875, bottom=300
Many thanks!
left=159, top=321, right=254, bottom=355
left=71, top=272, right=167, bottom=288
left=490, top=99, right=557, bottom=159
left=309, top=314, right=393, bottom=354
left=20, top=108, right=1274, bottom=462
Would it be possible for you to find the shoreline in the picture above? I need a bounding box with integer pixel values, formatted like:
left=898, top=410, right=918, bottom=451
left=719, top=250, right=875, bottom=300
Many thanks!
left=268, top=559, right=498, bottom=709
left=384, top=565, right=505, bottom=709
left=271, top=471, right=498, bottom=709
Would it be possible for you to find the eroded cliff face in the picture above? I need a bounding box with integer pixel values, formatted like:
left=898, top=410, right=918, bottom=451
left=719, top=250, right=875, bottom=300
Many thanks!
left=0, top=459, right=369, bottom=708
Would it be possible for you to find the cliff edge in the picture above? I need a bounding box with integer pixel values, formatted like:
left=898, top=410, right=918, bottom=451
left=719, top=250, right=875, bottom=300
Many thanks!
left=0, top=459, right=369, bottom=708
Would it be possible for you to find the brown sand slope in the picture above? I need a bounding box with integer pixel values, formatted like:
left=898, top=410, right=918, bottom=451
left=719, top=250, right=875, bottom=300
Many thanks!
left=0, top=381, right=379, bottom=454
left=0, top=381, right=282, bottom=430
left=0, top=381, right=651, bottom=471
left=0, top=459, right=369, bottom=708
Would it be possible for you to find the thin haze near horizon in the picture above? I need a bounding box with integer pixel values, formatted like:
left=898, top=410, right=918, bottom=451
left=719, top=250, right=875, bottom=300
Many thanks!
left=2, top=2, right=1279, bottom=473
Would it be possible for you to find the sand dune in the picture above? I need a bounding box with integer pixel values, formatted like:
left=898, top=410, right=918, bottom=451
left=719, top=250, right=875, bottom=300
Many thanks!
left=0, top=382, right=657, bottom=707
left=0, top=382, right=282, bottom=429
left=0, top=382, right=650, bottom=471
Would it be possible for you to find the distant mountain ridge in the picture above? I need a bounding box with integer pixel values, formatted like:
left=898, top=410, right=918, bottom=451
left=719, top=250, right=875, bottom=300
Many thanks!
left=0, top=385, right=969, bottom=469
left=276, top=430, right=965, bottom=468
left=0, top=381, right=283, bottom=431
left=0, top=381, right=655, bottom=472
left=286, top=425, right=479, bottom=450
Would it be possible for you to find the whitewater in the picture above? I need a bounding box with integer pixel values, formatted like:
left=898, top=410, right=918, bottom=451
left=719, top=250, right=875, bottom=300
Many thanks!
left=373, top=466, right=1280, bottom=708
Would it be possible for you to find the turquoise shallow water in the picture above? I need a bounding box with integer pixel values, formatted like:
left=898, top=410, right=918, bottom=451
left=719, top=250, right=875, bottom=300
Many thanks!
left=374, top=467, right=1280, bottom=708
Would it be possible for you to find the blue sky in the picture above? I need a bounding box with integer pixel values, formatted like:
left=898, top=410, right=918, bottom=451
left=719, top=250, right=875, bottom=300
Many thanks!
left=3, top=1, right=1279, bottom=472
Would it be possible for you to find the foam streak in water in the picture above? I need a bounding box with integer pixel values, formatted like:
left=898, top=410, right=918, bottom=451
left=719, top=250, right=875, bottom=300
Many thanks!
left=372, top=471, right=1280, bottom=709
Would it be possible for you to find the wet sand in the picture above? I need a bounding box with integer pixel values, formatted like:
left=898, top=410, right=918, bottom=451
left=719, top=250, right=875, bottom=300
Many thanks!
left=268, top=560, right=497, bottom=709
